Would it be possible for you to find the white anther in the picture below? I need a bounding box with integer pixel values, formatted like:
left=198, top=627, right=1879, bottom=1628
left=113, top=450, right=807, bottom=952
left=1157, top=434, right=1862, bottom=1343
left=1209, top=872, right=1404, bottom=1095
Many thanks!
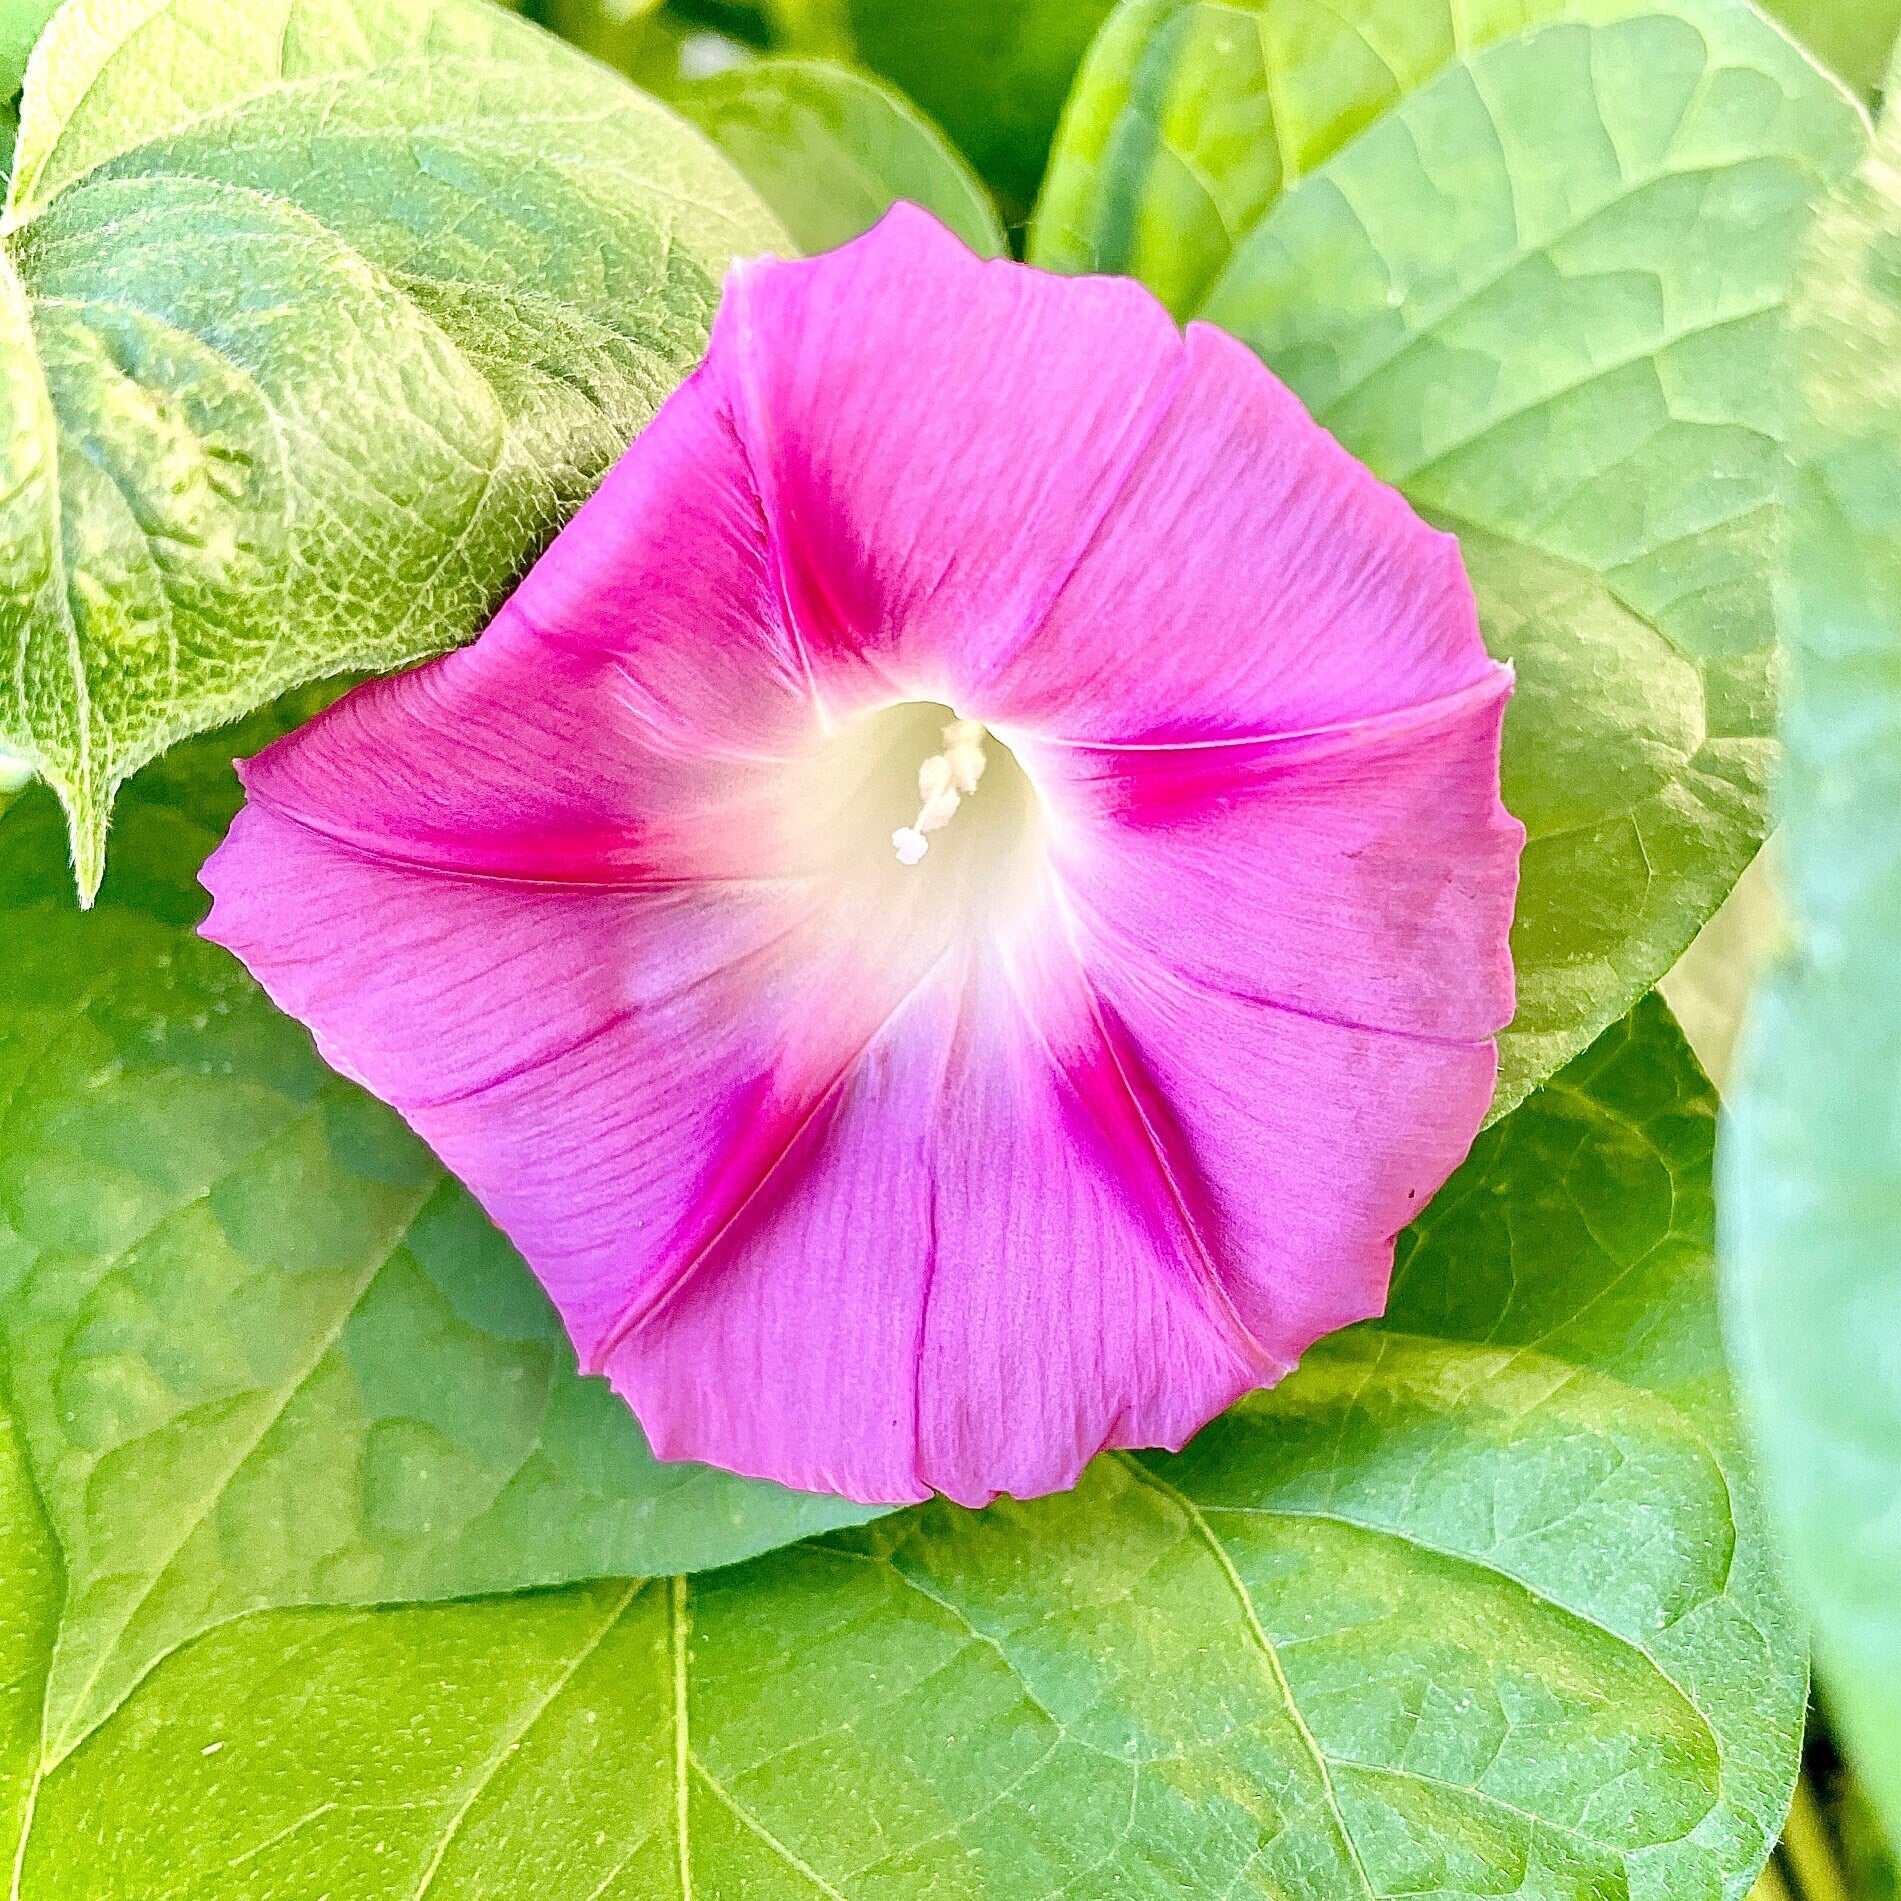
left=942, top=718, right=988, bottom=794
left=893, top=719, right=990, bottom=865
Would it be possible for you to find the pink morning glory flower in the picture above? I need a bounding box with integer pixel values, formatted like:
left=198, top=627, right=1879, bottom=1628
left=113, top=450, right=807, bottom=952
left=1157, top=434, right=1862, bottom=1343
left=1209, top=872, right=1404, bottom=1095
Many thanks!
left=199, top=207, right=1522, bottom=1509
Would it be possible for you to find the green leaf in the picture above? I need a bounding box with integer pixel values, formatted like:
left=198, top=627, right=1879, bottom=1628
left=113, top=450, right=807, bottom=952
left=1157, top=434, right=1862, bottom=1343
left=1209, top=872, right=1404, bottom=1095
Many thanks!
left=1, top=997, right=1804, bottom=1896
left=0, top=0, right=782, bottom=902
left=842, top=0, right=1121, bottom=224
left=1038, top=0, right=1865, bottom=1118
left=1761, top=0, right=1901, bottom=95
left=0, top=1387, right=62, bottom=1899
left=762, top=0, right=852, bottom=60
left=0, top=0, right=59, bottom=101
left=1029, top=0, right=1849, bottom=311
left=1722, top=78, right=1901, bottom=1843
left=0, top=719, right=881, bottom=1772
left=1034, top=0, right=1569, bottom=314
left=668, top=56, right=1007, bottom=256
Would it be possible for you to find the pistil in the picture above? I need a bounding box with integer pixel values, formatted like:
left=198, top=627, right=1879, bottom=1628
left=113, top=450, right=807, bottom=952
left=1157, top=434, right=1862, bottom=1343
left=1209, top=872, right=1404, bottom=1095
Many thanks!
left=892, top=718, right=988, bottom=865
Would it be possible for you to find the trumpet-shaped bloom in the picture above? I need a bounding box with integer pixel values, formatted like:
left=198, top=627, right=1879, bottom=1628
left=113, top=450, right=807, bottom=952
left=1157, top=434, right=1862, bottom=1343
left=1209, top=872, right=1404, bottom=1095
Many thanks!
left=200, top=206, right=1522, bottom=1508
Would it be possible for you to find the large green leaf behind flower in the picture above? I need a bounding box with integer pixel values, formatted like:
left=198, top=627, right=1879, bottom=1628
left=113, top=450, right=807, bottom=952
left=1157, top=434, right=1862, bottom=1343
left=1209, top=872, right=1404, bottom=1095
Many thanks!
left=0, top=0, right=782, bottom=902
left=1034, top=0, right=1865, bottom=1118
left=1723, top=72, right=1901, bottom=1841
left=0, top=713, right=1805, bottom=1901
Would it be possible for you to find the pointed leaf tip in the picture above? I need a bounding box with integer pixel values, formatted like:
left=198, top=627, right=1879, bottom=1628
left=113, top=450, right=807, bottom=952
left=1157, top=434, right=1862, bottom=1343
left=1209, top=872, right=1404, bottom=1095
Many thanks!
left=68, top=791, right=105, bottom=909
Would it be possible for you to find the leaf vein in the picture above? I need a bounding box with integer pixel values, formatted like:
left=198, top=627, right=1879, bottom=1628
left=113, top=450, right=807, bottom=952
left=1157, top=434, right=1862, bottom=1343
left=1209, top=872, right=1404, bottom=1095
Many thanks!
left=411, top=1578, right=648, bottom=1901
left=1115, top=1455, right=1379, bottom=1901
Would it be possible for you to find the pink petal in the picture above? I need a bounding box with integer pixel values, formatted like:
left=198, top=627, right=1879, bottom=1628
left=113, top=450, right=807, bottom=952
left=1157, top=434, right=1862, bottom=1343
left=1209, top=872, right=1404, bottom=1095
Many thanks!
left=721, top=212, right=1491, bottom=745
left=496, top=340, right=813, bottom=758
left=622, top=917, right=1262, bottom=1509
left=1025, top=672, right=1521, bottom=1043
left=203, top=803, right=823, bottom=1356
left=1080, top=961, right=1499, bottom=1365
left=981, top=323, right=1496, bottom=741
left=228, top=345, right=818, bottom=892
left=207, top=699, right=960, bottom=1372
left=716, top=203, right=1190, bottom=708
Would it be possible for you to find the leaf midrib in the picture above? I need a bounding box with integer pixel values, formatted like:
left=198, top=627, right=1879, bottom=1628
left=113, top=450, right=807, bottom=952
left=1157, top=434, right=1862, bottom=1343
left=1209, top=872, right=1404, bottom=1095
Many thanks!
left=1120, top=1456, right=1379, bottom=1901
left=1210, top=1497, right=1717, bottom=1751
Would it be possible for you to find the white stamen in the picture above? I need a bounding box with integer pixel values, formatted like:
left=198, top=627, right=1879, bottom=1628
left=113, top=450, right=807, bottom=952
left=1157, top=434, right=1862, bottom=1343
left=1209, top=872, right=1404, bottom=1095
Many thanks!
left=946, top=720, right=987, bottom=792
left=893, top=718, right=989, bottom=865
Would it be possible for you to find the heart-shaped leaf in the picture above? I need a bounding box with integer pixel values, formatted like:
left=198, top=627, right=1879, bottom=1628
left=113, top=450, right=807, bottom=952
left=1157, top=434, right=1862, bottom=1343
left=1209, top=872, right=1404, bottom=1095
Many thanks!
left=668, top=56, right=1007, bottom=256
left=1723, top=71, right=1901, bottom=1841
left=1034, top=0, right=1865, bottom=1118
left=0, top=713, right=880, bottom=1771
left=0, top=0, right=782, bottom=902
left=1, top=984, right=1803, bottom=1896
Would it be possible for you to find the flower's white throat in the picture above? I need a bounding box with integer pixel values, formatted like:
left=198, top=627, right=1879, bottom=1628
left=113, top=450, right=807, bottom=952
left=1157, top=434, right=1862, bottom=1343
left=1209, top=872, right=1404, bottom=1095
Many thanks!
left=777, top=699, right=1044, bottom=948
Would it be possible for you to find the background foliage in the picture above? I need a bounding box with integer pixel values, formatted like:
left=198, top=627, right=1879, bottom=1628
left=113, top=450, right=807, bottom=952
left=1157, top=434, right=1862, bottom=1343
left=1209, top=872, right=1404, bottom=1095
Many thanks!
left=1724, top=36, right=1901, bottom=1859
left=1, top=0, right=1896, bottom=1893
